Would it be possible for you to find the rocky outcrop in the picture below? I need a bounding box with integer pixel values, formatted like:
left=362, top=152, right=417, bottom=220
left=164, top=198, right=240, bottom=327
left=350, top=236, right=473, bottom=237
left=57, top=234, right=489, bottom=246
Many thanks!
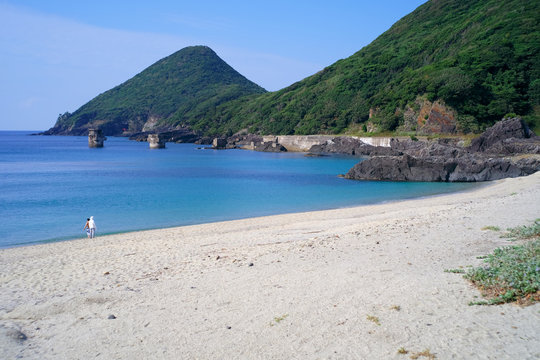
left=212, top=138, right=227, bottom=149
left=345, top=118, right=540, bottom=182
left=225, top=134, right=264, bottom=150
left=88, top=129, right=105, bottom=148
left=396, top=98, right=458, bottom=135
left=148, top=134, right=165, bottom=149
left=468, top=117, right=537, bottom=153
left=254, top=141, right=287, bottom=152
left=309, top=137, right=399, bottom=156
left=345, top=154, right=540, bottom=182
left=416, top=99, right=457, bottom=135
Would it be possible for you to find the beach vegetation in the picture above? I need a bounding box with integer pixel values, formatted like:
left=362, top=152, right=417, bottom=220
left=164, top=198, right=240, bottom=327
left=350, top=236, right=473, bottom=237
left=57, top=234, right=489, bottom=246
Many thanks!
left=397, top=347, right=408, bottom=354
left=366, top=315, right=380, bottom=325
left=410, top=349, right=436, bottom=359
left=444, top=268, right=465, bottom=274
left=502, top=219, right=540, bottom=240
left=390, top=305, right=401, bottom=311
left=270, top=314, right=288, bottom=325
left=465, top=239, right=539, bottom=305
left=481, top=226, right=500, bottom=232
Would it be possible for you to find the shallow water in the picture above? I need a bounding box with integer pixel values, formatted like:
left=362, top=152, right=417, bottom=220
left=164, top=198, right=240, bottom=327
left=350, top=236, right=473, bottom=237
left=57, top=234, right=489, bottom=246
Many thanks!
left=0, top=131, right=477, bottom=248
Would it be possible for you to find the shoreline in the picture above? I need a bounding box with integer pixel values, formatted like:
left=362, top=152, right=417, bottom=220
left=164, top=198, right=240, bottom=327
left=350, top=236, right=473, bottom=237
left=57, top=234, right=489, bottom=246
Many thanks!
left=1, top=172, right=539, bottom=359
left=3, top=180, right=483, bottom=251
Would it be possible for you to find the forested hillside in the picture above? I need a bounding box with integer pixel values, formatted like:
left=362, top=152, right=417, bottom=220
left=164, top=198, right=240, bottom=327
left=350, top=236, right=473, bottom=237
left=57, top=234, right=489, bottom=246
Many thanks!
left=45, top=46, right=266, bottom=135
left=46, top=0, right=539, bottom=137
left=205, top=0, right=539, bottom=136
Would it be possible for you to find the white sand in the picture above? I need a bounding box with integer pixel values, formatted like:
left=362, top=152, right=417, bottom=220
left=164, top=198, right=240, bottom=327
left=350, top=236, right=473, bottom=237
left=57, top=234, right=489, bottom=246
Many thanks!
left=1, top=173, right=539, bottom=359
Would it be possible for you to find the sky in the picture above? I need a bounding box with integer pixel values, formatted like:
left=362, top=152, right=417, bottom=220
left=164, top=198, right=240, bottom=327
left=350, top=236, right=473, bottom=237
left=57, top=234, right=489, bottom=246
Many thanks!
left=0, top=0, right=426, bottom=131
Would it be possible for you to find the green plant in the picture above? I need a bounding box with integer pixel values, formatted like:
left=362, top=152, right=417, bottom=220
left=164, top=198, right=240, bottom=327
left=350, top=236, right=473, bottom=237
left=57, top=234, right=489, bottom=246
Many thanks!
left=465, top=239, right=539, bottom=305
left=366, top=315, right=380, bottom=325
left=444, top=268, right=465, bottom=274
left=481, top=226, right=500, bottom=231
left=273, top=314, right=288, bottom=323
left=468, top=300, right=489, bottom=306
left=502, top=219, right=540, bottom=240
left=397, top=347, right=408, bottom=354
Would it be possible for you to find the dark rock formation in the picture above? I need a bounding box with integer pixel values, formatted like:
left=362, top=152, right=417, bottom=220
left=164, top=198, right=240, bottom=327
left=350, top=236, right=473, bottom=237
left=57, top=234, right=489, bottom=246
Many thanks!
left=194, top=136, right=214, bottom=145
left=212, top=137, right=227, bottom=149
left=309, top=136, right=399, bottom=156
left=88, top=129, right=105, bottom=148
left=469, top=117, right=536, bottom=153
left=346, top=154, right=455, bottom=182
left=254, top=141, right=287, bottom=152
left=345, top=154, right=540, bottom=182
left=225, top=134, right=264, bottom=149
left=480, top=138, right=540, bottom=155
left=345, top=118, right=540, bottom=182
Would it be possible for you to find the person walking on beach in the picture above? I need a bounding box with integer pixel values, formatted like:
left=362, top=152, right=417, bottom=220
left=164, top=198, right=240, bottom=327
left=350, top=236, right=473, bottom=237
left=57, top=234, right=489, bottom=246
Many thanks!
left=83, top=218, right=91, bottom=238
left=88, top=216, right=97, bottom=238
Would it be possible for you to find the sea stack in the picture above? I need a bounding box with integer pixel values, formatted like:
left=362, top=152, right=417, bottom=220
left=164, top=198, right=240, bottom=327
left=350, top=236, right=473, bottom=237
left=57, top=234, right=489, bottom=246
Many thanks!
left=212, top=137, right=227, bottom=149
left=88, top=129, right=105, bottom=148
left=148, top=134, right=165, bottom=149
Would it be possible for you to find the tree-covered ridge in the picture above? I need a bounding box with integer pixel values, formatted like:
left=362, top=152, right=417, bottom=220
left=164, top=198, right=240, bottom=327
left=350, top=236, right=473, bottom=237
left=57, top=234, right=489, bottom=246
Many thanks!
left=49, top=46, right=266, bottom=135
left=204, top=0, right=539, bottom=136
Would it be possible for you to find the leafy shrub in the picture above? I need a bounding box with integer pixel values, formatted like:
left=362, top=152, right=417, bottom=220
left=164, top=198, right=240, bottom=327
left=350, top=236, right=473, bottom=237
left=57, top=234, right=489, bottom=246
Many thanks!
left=465, top=239, right=539, bottom=305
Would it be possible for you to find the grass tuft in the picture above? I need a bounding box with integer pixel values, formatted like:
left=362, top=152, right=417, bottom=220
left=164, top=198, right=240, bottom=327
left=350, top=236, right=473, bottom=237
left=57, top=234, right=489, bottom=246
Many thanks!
left=444, top=268, right=465, bottom=274
left=481, top=225, right=500, bottom=231
left=410, top=349, right=436, bottom=359
left=397, top=347, right=408, bottom=354
left=366, top=315, right=380, bottom=325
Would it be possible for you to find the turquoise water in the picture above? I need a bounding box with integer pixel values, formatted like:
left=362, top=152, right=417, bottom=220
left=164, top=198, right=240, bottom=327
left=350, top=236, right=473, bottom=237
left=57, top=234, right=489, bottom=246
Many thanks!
left=0, top=131, right=477, bottom=248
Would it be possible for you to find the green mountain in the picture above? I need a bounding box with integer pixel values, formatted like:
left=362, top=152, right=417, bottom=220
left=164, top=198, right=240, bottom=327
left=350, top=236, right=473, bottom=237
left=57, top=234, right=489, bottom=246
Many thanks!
left=45, top=46, right=266, bottom=135
left=204, top=0, right=539, bottom=136
left=47, top=0, right=539, bottom=138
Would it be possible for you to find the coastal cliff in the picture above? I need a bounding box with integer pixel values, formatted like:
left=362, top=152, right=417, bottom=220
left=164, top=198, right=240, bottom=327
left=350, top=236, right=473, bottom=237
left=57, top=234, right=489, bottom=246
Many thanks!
left=344, top=118, right=540, bottom=182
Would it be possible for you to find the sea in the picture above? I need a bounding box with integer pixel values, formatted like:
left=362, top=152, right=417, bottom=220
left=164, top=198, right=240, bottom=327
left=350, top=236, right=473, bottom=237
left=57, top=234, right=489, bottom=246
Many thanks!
left=0, top=131, right=477, bottom=248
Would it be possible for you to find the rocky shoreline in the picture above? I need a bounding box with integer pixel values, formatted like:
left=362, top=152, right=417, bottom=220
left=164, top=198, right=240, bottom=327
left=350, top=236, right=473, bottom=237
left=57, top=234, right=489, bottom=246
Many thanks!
left=209, top=117, right=540, bottom=182
left=344, top=118, right=540, bottom=182
left=42, top=117, right=540, bottom=182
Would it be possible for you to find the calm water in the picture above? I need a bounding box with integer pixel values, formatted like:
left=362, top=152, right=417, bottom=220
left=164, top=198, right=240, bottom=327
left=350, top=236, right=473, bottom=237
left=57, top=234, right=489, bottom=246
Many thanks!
left=0, top=131, right=477, bottom=248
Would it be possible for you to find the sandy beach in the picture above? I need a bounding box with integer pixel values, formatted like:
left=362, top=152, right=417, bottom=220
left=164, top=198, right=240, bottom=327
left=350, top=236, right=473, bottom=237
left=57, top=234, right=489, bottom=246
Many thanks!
left=1, top=173, right=539, bottom=359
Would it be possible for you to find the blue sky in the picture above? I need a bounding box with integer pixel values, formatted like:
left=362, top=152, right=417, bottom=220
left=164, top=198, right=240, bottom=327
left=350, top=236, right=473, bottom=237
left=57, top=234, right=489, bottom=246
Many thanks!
left=0, top=0, right=426, bottom=130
